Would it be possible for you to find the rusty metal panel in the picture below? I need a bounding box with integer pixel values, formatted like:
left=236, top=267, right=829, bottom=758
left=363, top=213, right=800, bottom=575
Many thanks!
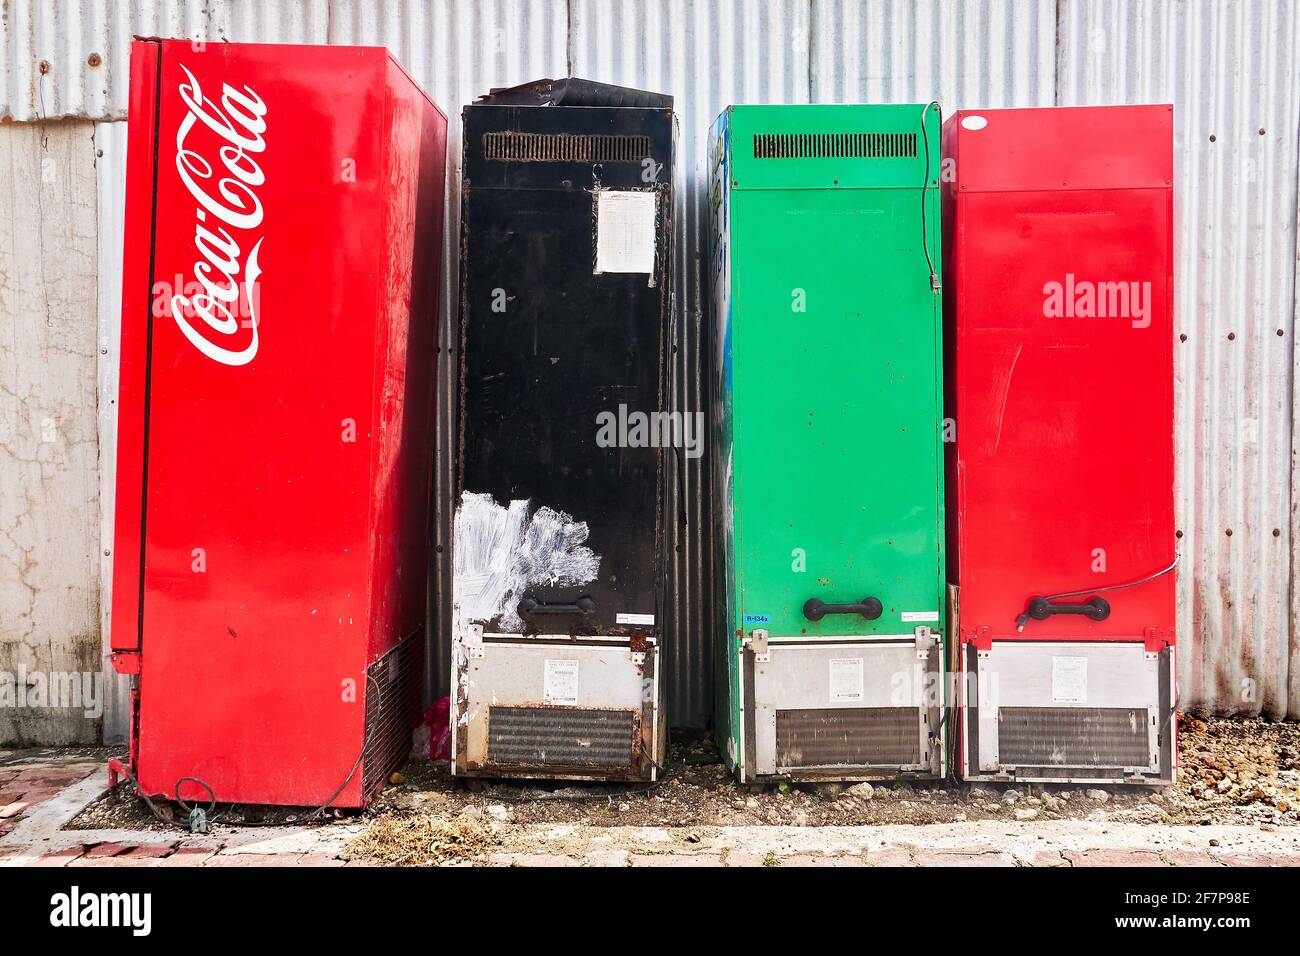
left=1057, top=0, right=1300, bottom=719
left=0, top=0, right=331, bottom=122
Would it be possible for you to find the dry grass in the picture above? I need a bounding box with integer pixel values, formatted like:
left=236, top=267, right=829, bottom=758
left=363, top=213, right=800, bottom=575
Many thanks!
left=346, top=809, right=500, bottom=866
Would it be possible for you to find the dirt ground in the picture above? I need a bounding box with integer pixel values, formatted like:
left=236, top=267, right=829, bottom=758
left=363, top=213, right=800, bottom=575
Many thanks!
left=64, top=714, right=1300, bottom=839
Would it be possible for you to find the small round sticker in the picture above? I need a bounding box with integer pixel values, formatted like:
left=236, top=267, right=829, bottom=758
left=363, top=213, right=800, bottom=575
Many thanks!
left=961, top=114, right=989, bottom=131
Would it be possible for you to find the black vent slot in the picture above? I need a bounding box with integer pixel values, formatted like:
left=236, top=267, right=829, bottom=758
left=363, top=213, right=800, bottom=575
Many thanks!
left=484, top=131, right=651, bottom=163
left=487, top=706, right=637, bottom=769
left=753, top=132, right=917, bottom=159
left=998, top=707, right=1153, bottom=769
left=362, top=633, right=424, bottom=797
left=776, top=707, right=921, bottom=768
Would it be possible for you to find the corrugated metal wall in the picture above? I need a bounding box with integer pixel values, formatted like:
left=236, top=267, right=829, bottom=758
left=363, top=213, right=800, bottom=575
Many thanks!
left=2, top=0, right=1296, bottom=735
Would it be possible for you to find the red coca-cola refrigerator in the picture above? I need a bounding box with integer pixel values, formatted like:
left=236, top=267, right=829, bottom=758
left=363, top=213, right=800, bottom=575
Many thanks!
left=108, top=39, right=447, bottom=808
left=944, top=105, right=1176, bottom=785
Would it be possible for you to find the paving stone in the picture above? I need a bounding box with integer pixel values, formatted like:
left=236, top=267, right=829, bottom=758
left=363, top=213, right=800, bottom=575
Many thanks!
left=158, top=846, right=218, bottom=867
left=1021, top=850, right=1069, bottom=867
left=122, top=842, right=179, bottom=858
left=487, top=853, right=580, bottom=867
left=630, top=853, right=724, bottom=866
left=0, top=801, right=32, bottom=820
left=69, top=855, right=163, bottom=867
left=1062, top=849, right=1167, bottom=867
left=781, top=854, right=866, bottom=867
left=28, top=848, right=86, bottom=867
left=1214, top=853, right=1300, bottom=867
left=863, top=848, right=917, bottom=866
left=1159, top=850, right=1222, bottom=866
left=205, top=853, right=297, bottom=866
left=580, top=850, right=630, bottom=867
left=83, top=842, right=134, bottom=858
left=294, top=853, right=347, bottom=867
left=910, top=849, right=1015, bottom=867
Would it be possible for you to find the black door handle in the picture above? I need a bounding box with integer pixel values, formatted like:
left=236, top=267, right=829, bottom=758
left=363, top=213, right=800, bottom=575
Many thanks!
left=1017, top=595, right=1110, bottom=631
left=517, top=596, right=597, bottom=617
left=803, top=597, right=883, bottom=622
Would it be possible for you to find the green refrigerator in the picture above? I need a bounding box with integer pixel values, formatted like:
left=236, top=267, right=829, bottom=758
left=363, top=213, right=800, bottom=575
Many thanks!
left=708, top=104, right=946, bottom=783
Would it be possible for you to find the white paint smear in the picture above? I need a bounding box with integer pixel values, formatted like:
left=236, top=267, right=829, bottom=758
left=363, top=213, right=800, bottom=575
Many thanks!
left=453, top=491, right=600, bottom=632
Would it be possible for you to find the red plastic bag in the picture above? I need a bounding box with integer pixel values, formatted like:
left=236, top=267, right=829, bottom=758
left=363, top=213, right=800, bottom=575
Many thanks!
left=427, top=696, right=451, bottom=761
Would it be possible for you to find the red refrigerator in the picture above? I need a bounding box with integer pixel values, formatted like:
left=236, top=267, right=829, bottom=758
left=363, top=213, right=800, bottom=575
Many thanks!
left=944, top=105, right=1176, bottom=785
left=109, top=39, right=447, bottom=808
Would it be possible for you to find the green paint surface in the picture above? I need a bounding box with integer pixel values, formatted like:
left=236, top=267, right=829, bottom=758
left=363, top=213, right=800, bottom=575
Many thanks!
left=709, top=104, right=946, bottom=771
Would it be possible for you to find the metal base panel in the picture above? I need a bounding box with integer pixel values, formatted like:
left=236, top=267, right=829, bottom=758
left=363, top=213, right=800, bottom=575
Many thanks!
left=452, top=627, right=663, bottom=782
left=960, top=641, right=1174, bottom=785
left=738, top=631, right=945, bottom=783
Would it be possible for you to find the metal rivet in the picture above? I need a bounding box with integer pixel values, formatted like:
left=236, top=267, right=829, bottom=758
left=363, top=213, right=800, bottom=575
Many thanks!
left=87, top=52, right=102, bottom=68
left=1179, top=333, right=1188, bottom=342
left=1225, top=528, right=1233, bottom=536
left=1175, top=530, right=1184, bottom=539
left=1227, top=332, right=1235, bottom=341
left=1273, top=529, right=1281, bottom=537
left=1208, top=134, right=1216, bottom=142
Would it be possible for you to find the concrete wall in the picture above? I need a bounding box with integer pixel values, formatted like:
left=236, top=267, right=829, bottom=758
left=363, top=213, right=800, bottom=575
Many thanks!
left=0, top=119, right=103, bottom=744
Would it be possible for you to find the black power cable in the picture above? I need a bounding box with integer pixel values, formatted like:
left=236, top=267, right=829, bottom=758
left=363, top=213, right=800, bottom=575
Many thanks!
left=919, top=101, right=942, bottom=294
left=1015, top=552, right=1181, bottom=632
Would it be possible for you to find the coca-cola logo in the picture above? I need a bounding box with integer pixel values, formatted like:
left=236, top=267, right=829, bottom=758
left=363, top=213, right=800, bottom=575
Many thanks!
left=168, top=64, right=268, bottom=366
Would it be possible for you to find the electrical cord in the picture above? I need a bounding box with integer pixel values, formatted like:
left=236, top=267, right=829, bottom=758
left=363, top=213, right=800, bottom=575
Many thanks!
left=1015, top=552, right=1181, bottom=631
left=110, top=673, right=381, bottom=830
left=919, top=100, right=942, bottom=294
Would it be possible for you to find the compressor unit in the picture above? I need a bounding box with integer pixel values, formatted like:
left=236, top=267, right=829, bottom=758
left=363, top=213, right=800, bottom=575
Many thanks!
left=944, top=105, right=1176, bottom=785
left=709, top=104, right=947, bottom=783
left=451, top=79, right=675, bottom=782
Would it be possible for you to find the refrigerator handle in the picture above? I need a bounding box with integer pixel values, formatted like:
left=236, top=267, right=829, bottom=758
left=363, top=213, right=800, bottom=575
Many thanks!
left=517, top=595, right=597, bottom=618
left=802, top=597, right=883, bottom=622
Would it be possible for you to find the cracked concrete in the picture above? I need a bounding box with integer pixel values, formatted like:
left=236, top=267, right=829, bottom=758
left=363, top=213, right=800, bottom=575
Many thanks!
left=0, top=120, right=103, bottom=746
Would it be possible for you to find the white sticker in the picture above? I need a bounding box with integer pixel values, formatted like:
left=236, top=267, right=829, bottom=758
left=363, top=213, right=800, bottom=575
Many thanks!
left=961, top=114, right=988, bottom=131
left=595, top=191, right=656, bottom=274
left=543, top=659, right=579, bottom=705
left=829, top=658, right=865, bottom=703
left=1052, top=656, right=1088, bottom=703
left=901, top=610, right=940, bottom=623
left=617, top=612, right=655, bottom=625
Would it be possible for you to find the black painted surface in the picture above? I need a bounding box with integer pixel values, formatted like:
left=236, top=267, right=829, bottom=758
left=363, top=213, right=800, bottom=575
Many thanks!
left=458, top=103, right=675, bottom=637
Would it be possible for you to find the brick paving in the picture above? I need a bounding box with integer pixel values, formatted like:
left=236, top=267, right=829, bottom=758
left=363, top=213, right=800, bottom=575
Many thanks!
left=2, top=754, right=1300, bottom=867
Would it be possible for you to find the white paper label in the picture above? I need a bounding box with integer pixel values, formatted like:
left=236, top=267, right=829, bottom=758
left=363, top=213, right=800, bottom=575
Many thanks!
left=543, top=659, right=579, bottom=705
left=1052, top=656, right=1088, bottom=703
left=829, top=658, right=865, bottom=703
left=617, top=612, right=655, bottom=625
left=901, top=610, right=940, bottom=623
left=595, top=191, right=656, bottom=274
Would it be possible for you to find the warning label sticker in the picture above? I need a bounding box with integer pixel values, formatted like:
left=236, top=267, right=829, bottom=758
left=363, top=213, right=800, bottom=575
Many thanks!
left=543, top=659, right=579, bottom=705
left=1051, top=656, right=1088, bottom=703
left=595, top=191, right=657, bottom=274
left=829, top=658, right=865, bottom=703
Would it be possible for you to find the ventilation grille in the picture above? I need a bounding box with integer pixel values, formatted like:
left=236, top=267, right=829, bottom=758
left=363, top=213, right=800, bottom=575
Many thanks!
left=998, top=707, right=1153, bottom=769
left=362, top=634, right=423, bottom=796
left=487, top=706, right=636, bottom=769
left=775, top=707, right=921, bottom=768
left=484, top=131, right=650, bottom=163
left=753, top=132, right=917, bottom=159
